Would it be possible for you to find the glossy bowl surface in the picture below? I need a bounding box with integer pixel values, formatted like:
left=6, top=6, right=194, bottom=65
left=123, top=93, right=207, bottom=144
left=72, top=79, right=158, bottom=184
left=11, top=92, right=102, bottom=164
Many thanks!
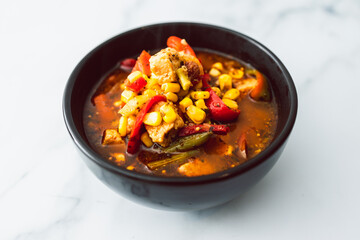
left=63, top=22, right=297, bottom=211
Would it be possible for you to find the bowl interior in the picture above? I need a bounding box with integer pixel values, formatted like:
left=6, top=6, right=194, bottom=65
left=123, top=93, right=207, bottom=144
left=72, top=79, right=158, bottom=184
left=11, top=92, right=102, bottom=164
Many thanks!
left=64, top=22, right=297, bottom=180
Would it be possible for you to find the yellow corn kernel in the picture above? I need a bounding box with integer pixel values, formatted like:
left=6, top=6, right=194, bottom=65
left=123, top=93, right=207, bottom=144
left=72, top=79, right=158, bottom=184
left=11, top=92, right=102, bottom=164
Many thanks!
left=160, top=104, right=177, bottom=123
left=223, top=88, right=240, bottom=100
left=219, top=74, right=232, bottom=91
left=143, top=112, right=162, bottom=126
left=195, top=99, right=207, bottom=109
left=165, top=92, right=178, bottom=102
left=120, top=83, right=127, bottom=90
left=186, top=105, right=206, bottom=124
left=212, top=62, right=224, bottom=71
left=141, top=132, right=153, bottom=148
left=176, top=67, right=192, bottom=91
left=193, top=80, right=203, bottom=90
left=143, top=89, right=156, bottom=98
left=161, top=83, right=181, bottom=93
left=222, top=98, right=238, bottom=110
left=190, top=91, right=210, bottom=100
left=127, top=71, right=142, bottom=83
left=179, top=97, right=193, bottom=112
left=211, top=87, right=222, bottom=97
left=229, top=68, right=244, bottom=79
left=119, top=95, right=149, bottom=117
left=142, top=73, right=150, bottom=82
left=118, top=116, right=127, bottom=137
left=146, top=78, right=158, bottom=88
left=209, top=68, right=221, bottom=77
left=178, top=88, right=189, bottom=97
left=126, top=165, right=135, bottom=171
left=121, top=90, right=137, bottom=103
left=113, top=100, right=124, bottom=107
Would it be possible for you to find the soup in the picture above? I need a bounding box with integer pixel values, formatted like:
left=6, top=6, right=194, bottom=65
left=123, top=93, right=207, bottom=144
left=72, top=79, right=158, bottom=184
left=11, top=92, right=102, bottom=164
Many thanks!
left=83, top=36, right=278, bottom=177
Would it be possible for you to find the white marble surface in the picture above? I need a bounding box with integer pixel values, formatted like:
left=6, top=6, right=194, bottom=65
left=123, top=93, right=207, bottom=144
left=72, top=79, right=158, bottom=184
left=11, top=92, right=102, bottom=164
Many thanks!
left=1, top=0, right=360, bottom=239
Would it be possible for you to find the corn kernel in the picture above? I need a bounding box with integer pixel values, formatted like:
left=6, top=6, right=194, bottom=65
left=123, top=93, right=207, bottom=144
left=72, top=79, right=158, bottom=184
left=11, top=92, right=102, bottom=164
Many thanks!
left=219, top=74, right=232, bottom=91
left=160, top=104, right=177, bottom=123
left=112, top=153, right=125, bottom=163
left=143, top=112, right=162, bottom=126
left=120, top=83, right=126, bottom=90
left=211, top=87, right=222, bottom=97
left=212, top=62, right=224, bottom=71
left=225, top=145, right=234, bottom=156
left=118, top=116, right=127, bottom=136
left=186, top=105, right=206, bottom=124
left=223, top=88, right=240, bottom=100
left=165, top=92, right=178, bottom=102
left=190, top=91, right=210, bottom=100
left=222, top=98, right=238, bottom=110
left=142, top=73, right=150, bottom=82
left=126, top=165, right=135, bottom=171
left=229, top=68, right=244, bottom=79
left=121, top=90, right=137, bottom=103
left=147, top=78, right=158, bottom=88
left=143, top=89, right=156, bottom=98
left=141, top=132, right=153, bottom=147
left=161, top=83, right=181, bottom=93
left=195, top=99, right=207, bottom=109
left=127, top=71, right=142, bottom=83
left=179, top=97, right=193, bottom=112
left=209, top=68, right=221, bottom=77
left=113, top=100, right=124, bottom=107
left=176, top=67, right=192, bottom=90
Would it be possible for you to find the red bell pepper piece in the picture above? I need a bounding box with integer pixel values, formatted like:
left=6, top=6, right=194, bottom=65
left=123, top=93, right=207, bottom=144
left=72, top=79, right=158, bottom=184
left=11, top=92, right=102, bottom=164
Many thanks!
left=132, top=50, right=151, bottom=76
left=120, top=58, right=136, bottom=71
left=201, top=74, right=240, bottom=122
left=167, top=36, right=196, bottom=57
left=178, top=124, right=229, bottom=137
left=126, top=77, right=147, bottom=92
left=127, top=95, right=167, bottom=154
left=249, top=70, right=271, bottom=102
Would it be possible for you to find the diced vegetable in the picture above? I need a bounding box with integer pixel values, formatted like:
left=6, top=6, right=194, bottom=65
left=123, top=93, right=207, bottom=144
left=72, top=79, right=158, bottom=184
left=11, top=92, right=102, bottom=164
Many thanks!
left=212, top=62, right=224, bottom=71
left=249, top=70, right=271, bottom=102
left=143, top=112, right=162, bottom=126
left=119, top=95, right=149, bottom=117
left=219, top=74, right=232, bottom=91
left=118, top=116, right=127, bottom=136
left=161, top=83, right=181, bottom=93
left=179, top=97, right=193, bottom=112
left=127, top=71, right=143, bottom=83
left=120, top=58, right=136, bottom=71
left=229, top=68, right=244, bottom=79
left=223, top=88, right=240, bottom=100
left=202, top=74, right=240, bottom=122
left=238, top=132, right=248, bottom=159
left=127, top=95, right=167, bottom=154
left=163, top=132, right=212, bottom=153
left=209, top=68, right=221, bottom=77
left=141, top=132, right=153, bottom=147
left=190, top=91, right=210, bottom=100
left=178, top=124, right=229, bottom=137
left=132, top=50, right=151, bottom=76
left=176, top=67, right=192, bottom=91
left=121, top=89, right=137, bottom=103
left=143, top=89, right=157, bottom=98
left=186, top=105, right=206, bottom=124
left=195, top=99, right=207, bottom=109
left=126, top=77, right=147, bottom=92
left=167, top=36, right=196, bottom=57
left=211, top=87, right=222, bottom=97
left=165, top=92, right=178, bottom=102
left=147, top=149, right=200, bottom=170
left=222, top=98, right=238, bottom=110
left=160, top=104, right=177, bottom=124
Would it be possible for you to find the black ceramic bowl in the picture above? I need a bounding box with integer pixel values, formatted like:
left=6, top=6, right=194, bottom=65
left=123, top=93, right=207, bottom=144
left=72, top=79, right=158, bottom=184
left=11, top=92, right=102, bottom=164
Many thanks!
left=63, top=22, right=297, bottom=211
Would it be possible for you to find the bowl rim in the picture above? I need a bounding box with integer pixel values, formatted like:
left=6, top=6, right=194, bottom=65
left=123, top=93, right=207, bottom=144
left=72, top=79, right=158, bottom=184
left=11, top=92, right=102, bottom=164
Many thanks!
left=63, top=22, right=297, bottom=184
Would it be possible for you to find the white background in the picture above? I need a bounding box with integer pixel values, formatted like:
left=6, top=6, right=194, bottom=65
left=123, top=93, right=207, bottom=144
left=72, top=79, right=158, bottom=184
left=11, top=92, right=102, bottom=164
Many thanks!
left=1, top=0, right=360, bottom=239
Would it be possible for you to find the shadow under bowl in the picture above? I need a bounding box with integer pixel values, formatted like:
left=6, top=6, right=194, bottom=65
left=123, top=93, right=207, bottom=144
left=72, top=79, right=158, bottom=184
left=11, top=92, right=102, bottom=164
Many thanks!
left=63, top=22, right=297, bottom=211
